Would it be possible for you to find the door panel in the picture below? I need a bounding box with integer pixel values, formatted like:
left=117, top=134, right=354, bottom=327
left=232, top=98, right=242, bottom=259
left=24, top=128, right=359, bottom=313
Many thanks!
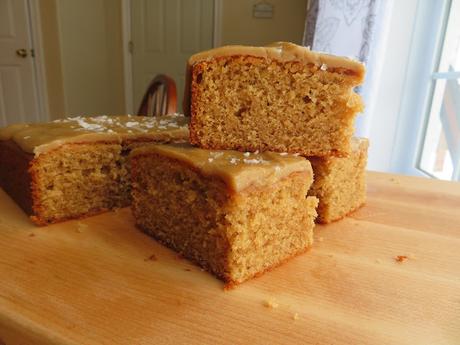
left=132, top=0, right=214, bottom=113
left=143, top=0, right=164, bottom=53
left=56, top=0, right=126, bottom=116
left=0, top=0, right=40, bottom=126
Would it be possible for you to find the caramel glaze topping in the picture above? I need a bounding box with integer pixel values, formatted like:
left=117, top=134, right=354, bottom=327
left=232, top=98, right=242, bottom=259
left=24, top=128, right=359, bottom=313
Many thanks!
left=189, top=42, right=365, bottom=74
left=132, top=143, right=313, bottom=193
left=0, top=114, right=189, bottom=156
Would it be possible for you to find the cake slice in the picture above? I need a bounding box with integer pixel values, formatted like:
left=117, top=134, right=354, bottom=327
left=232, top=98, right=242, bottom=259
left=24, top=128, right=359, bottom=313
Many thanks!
left=130, top=144, right=318, bottom=285
left=308, top=137, right=369, bottom=223
left=185, top=42, right=365, bottom=157
left=0, top=114, right=189, bottom=225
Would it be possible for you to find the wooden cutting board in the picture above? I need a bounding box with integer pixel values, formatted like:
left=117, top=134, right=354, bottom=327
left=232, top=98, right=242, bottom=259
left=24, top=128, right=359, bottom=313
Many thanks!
left=0, top=171, right=459, bottom=345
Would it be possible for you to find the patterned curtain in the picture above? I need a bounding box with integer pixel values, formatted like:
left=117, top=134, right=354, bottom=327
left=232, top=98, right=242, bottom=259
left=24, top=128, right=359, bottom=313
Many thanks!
left=303, top=0, right=391, bottom=137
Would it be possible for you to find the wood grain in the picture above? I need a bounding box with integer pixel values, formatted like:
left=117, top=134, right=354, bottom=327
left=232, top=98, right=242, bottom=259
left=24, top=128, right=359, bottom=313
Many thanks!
left=0, top=172, right=459, bottom=345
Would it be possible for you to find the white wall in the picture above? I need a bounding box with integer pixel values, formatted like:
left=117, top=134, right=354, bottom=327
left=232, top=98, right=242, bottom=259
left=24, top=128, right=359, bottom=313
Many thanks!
left=56, top=0, right=125, bottom=116
left=220, top=0, right=308, bottom=46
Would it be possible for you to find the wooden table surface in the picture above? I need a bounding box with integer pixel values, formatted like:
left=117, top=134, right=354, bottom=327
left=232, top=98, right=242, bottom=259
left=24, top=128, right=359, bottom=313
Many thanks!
left=0, top=171, right=459, bottom=345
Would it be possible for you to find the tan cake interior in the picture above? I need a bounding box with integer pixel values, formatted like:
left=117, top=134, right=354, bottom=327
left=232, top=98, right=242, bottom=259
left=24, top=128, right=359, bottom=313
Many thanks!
left=189, top=55, right=363, bottom=156
left=131, top=151, right=318, bottom=284
left=29, top=142, right=129, bottom=224
left=309, top=138, right=369, bottom=223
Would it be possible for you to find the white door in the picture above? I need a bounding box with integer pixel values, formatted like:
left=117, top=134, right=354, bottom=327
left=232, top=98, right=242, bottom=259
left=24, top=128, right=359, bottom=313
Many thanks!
left=131, top=0, right=214, bottom=113
left=56, top=0, right=126, bottom=116
left=0, top=0, right=41, bottom=127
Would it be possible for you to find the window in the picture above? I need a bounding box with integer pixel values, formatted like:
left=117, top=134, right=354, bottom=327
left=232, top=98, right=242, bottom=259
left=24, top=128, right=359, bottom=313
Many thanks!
left=418, top=0, right=460, bottom=180
left=376, top=0, right=460, bottom=180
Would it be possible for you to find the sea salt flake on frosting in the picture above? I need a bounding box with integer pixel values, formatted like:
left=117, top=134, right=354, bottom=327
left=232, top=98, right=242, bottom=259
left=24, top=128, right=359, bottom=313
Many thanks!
left=243, top=152, right=250, bottom=157
left=74, top=118, right=104, bottom=131
left=320, top=63, right=328, bottom=71
left=94, top=115, right=109, bottom=122
left=210, top=152, right=224, bottom=158
left=243, top=158, right=268, bottom=165
left=125, top=121, right=138, bottom=128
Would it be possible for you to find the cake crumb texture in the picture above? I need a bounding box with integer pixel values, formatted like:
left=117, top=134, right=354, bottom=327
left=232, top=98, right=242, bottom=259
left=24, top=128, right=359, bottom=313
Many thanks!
left=264, top=298, right=279, bottom=309
left=395, top=255, right=408, bottom=263
left=308, top=137, right=369, bottom=223
left=29, top=143, right=129, bottom=225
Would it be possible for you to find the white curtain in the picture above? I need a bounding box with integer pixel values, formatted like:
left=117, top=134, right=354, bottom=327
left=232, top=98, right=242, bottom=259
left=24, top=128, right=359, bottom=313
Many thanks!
left=303, top=0, right=393, bottom=137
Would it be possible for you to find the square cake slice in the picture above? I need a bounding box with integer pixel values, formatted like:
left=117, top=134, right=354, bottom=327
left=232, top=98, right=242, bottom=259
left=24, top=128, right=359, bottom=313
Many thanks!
left=185, top=42, right=365, bottom=157
left=0, top=114, right=189, bottom=225
left=308, top=137, right=369, bottom=223
left=130, top=144, right=318, bottom=285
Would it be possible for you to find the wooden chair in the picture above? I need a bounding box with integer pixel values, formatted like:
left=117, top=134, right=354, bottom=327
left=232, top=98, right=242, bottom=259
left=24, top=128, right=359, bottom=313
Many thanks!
left=137, top=74, right=177, bottom=116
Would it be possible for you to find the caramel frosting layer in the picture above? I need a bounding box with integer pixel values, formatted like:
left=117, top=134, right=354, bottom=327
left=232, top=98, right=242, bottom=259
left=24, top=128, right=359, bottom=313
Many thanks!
left=0, top=114, right=189, bottom=155
left=132, top=143, right=312, bottom=192
left=188, top=41, right=365, bottom=75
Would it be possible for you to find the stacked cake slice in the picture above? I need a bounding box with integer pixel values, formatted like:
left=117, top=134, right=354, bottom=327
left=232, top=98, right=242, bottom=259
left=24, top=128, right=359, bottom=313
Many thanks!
left=186, top=42, right=365, bottom=156
left=184, top=42, right=369, bottom=222
left=131, top=42, right=369, bottom=285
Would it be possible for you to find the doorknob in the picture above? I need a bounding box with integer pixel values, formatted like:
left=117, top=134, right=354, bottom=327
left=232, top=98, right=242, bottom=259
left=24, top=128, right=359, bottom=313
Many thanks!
left=16, top=49, right=28, bottom=58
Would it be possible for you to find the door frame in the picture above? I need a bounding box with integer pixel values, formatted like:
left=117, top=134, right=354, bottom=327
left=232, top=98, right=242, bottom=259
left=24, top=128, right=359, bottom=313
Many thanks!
left=121, top=0, right=133, bottom=114
left=121, top=0, right=222, bottom=114
left=28, top=0, right=50, bottom=122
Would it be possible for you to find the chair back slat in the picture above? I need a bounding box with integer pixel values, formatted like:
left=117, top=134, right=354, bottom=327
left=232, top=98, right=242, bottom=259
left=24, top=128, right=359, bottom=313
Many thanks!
left=137, top=74, right=177, bottom=116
